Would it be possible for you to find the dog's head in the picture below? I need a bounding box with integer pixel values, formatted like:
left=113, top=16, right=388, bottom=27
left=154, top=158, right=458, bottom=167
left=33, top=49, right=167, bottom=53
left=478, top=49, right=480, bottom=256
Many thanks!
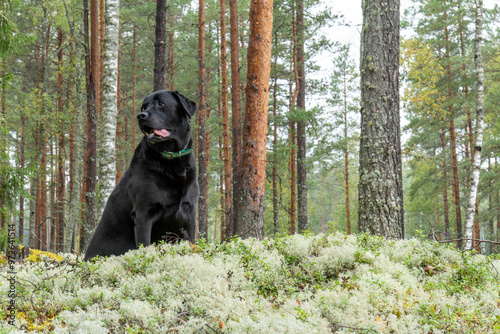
left=137, top=90, right=197, bottom=152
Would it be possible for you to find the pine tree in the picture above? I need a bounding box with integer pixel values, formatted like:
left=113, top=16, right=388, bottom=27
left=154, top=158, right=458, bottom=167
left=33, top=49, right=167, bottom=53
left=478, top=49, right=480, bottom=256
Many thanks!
left=239, top=0, right=273, bottom=239
left=358, top=0, right=404, bottom=238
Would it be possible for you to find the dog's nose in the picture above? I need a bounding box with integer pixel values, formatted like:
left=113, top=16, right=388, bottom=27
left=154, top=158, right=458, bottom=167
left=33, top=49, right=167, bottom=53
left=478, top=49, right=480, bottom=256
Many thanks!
left=137, top=112, right=149, bottom=120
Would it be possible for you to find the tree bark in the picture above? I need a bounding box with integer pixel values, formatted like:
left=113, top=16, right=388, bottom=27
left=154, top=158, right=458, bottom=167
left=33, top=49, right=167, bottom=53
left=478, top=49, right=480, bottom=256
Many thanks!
left=296, top=0, right=307, bottom=233
left=116, top=28, right=123, bottom=183
left=464, top=0, right=485, bottom=251
left=440, top=129, right=450, bottom=236
left=99, top=0, right=120, bottom=207
left=154, top=0, right=167, bottom=91
left=56, top=27, right=66, bottom=252
left=220, top=0, right=232, bottom=241
left=18, top=112, right=25, bottom=243
left=358, top=0, right=404, bottom=238
left=36, top=11, right=51, bottom=250
left=239, top=0, right=273, bottom=239
left=167, top=17, right=175, bottom=91
left=132, top=25, right=137, bottom=150
left=344, top=88, right=351, bottom=235
left=272, top=32, right=279, bottom=236
left=444, top=12, right=462, bottom=248
left=83, top=0, right=99, bottom=250
left=289, top=78, right=296, bottom=235
left=197, top=0, right=208, bottom=239
left=229, top=0, right=242, bottom=238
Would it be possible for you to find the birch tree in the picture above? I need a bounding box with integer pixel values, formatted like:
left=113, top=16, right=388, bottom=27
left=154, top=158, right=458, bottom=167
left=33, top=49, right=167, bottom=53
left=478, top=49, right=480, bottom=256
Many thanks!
left=99, top=0, right=120, bottom=206
left=464, top=0, right=485, bottom=250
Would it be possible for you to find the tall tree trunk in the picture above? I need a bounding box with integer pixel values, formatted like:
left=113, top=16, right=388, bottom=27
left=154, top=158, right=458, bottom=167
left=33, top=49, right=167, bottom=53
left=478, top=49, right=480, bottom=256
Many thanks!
left=132, top=25, right=137, bottom=150
left=457, top=1, right=474, bottom=173
left=289, top=77, right=296, bottom=235
left=99, top=0, right=120, bottom=206
left=18, top=113, right=26, bottom=243
left=272, top=33, right=279, bottom=236
left=197, top=0, right=208, bottom=239
left=167, top=19, right=175, bottom=90
left=154, top=0, right=167, bottom=91
left=296, top=0, right=307, bottom=233
left=238, top=0, right=273, bottom=239
left=220, top=0, right=232, bottom=241
left=344, top=92, right=351, bottom=235
left=440, top=129, right=450, bottom=236
left=99, top=0, right=105, bottom=122
left=219, top=98, right=227, bottom=242
left=464, top=0, right=485, bottom=251
left=50, top=141, right=56, bottom=251
left=37, top=13, right=51, bottom=250
left=56, top=27, right=66, bottom=252
left=289, top=8, right=299, bottom=235
left=358, top=0, right=404, bottom=238
left=116, top=28, right=123, bottom=182
left=444, top=12, right=462, bottom=248
left=37, top=126, right=48, bottom=250
left=229, top=0, right=242, bottom=238
left=82, top=0, right=100, bottom=251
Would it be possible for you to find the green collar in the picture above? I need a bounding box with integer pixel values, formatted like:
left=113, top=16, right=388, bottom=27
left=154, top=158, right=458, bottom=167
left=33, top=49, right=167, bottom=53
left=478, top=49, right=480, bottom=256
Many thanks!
left=160, top=148, right=193, bottom=160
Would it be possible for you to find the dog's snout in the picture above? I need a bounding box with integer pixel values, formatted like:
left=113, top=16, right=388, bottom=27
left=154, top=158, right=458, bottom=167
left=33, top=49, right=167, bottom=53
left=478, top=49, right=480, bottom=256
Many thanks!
left=137, top=111, right=149, bottom=120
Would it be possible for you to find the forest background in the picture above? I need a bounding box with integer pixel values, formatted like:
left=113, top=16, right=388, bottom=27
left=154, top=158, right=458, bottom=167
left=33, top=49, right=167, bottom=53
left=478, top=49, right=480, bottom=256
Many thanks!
left=1, top=0, right=500, bottom=255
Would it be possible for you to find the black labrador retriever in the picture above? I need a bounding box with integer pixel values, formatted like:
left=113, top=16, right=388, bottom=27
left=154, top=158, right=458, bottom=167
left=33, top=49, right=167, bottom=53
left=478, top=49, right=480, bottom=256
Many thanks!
left=84, top=90, right=198, bottom=261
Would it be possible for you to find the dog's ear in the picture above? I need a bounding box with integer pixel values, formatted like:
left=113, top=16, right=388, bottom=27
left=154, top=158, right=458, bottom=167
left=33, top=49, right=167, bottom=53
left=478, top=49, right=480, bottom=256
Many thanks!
left=173, top=91, right=197, bottom=119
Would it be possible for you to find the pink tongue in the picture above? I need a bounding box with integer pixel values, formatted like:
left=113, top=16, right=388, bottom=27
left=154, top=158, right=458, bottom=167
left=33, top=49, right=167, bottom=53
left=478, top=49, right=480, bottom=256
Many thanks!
left=154, top=129, right=170, bottom=137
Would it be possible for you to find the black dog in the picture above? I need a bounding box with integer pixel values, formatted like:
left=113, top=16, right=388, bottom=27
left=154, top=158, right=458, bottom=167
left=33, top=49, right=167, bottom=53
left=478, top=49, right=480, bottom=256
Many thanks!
left=84, top=90, right=198, bottom=261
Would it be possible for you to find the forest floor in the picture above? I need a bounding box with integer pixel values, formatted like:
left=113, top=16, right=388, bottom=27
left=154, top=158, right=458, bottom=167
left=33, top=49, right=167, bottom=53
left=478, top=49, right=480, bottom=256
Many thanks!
left=1, top=232, right=500, bottom=333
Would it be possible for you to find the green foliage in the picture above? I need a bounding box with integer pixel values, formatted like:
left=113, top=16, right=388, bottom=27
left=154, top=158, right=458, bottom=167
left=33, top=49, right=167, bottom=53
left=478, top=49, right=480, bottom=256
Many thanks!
left=401, top=0, right=500, bottom=245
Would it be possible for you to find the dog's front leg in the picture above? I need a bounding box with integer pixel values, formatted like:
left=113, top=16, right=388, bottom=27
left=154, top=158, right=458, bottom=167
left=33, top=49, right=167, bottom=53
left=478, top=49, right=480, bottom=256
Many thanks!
left=133, top=205, right=163, bottom=248
left=175, top=182, right=198, bottom=223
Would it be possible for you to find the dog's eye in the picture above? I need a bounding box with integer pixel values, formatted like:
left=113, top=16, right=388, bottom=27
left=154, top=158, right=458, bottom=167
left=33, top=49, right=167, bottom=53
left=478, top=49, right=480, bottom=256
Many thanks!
left=159, top=102, right=165, bottom=107
left=141, top=107, right=145, bottom=112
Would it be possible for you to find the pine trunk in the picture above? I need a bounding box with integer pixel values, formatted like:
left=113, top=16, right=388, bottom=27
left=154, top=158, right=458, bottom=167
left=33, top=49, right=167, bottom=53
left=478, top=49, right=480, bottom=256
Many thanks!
left=444, top=14, right=462, bottom=248
left=344, top=116, right=351, bottom=235
left=272, top=34, right=279, bottom=236
left=440, top=129, right=450, bottom=236
left=229, top=0, right=242, bottom=238
left=296, top=0, right=307, bottom=233
left=239, top=0, right=273, bottom=239
left=358, top=0, right=404, bottom=238
left=167, top=26, right=175, bottom=90
left=37, top=16, right=51, bottom=250
left=154, top=0, right=167, bottom=91
left=464, top=0, right=485, bottom=251
left=132, top=25, right=137, bottom=150
left=116, top=28, right=123, bottom=182
left=56, top=27, right=66, bottom=252
left=289, top=78, right=296, bottom=235
left=18, top=113, right=26, bottom=243
left=219, top=127, right=225, bottom=242
left=197, top=0, right=208, bottom=239
left=83, top=0, right=100, bottom=250
left=220, top=0, right=232, bottom=241
left=50, top=142, right=56, bottom=251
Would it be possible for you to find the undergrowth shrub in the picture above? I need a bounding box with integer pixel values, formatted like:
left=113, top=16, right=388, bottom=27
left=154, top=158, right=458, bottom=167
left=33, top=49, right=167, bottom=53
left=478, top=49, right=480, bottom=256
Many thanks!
left=1, top=233, right=499, bottom=333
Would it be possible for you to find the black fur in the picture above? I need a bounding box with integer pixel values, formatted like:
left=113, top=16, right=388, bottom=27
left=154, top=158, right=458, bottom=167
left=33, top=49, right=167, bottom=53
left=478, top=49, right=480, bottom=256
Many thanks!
left=84, top=90, right=198, bottom=261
